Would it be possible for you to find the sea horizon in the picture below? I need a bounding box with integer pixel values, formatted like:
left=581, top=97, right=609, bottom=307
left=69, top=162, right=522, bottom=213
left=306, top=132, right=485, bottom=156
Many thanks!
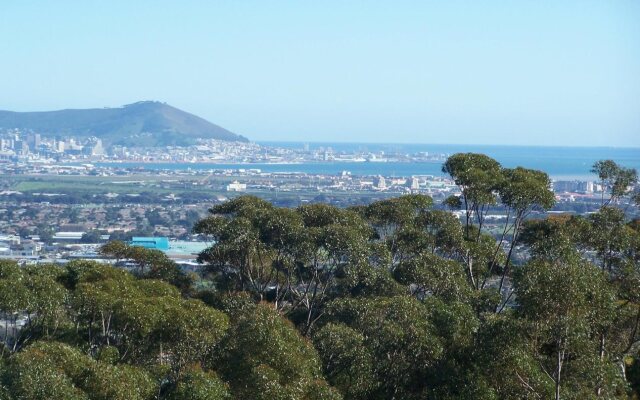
left=82, top=142, right=640, bottom=181
left=258, top=140, right=640, bottom=150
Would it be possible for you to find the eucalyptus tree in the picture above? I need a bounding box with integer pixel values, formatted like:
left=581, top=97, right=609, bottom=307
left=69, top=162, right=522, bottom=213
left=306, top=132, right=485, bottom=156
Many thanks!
left=519, top=214, right=640, bottom=394
left=0, top=261, right=29, bottom=353
left=442, top=153, right=503, bottom=289
left=412, top=209, right=503, bottom=294
left=167, top=369, right=231, bottom=400
left=3, top=341, right=157, bottom=400
left=359, top=194, right=433, bottom=266
left=254, top=205, right=307, bottom=309
left=591, top=160, right=638, bottom=205
left=0, top=262, right=71, bottom=352
left=417, top=209, right=465, bottom=259
left=514, top=259, right=620, bottom=400
left=313, top=323, right=375, bottom=400
left=66, top=261, right=229, bottom=379
left=125, top=246, right=173, bottom=276
left=196, top=197, right=374, bottom=335
left=213, top=302, right=340, bottom=400
left=470, top=315, right=554, bottom=399
left=393, top=254, right=472, bottom=303
left=292, top=204, right=373, bottom=335
left=442, top=153, right=503, bottom=239
left=580, top=208, right=640, bottom=393
left=97, top=240, right=128, bottom=262
left=98, top=241, right=191, bottom=292
left=584, top=206, right=633, bottom=273
left=614, top=238, right=640, bottom=394
left=361, top=194, right=433, bottom=237
left=194, top=196, right=281, bottom=301
left=108, top=282, right=228, bottom=375
left=3, top=342, right=88, bottom=400
left=151, top=297, right=229, bottom=379
left=493, top=167, right=555, bottom=308
left=70, top=263, right=138, bottom=347
left=324, top=295, right=444, bottom=399
left=22, top=264, right=69, bottom=339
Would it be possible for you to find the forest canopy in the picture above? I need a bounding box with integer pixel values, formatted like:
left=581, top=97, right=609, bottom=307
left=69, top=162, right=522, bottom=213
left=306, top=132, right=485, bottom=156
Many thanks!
left=0, top=155, right=639, bottom=400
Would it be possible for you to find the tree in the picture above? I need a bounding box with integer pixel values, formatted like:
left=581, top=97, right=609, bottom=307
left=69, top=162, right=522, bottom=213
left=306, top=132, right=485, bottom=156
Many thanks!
left=0, top=270, right=29, bottom=353
left=4, top=343, right=88, bottom=400
left=196, top=197, right=375, bottom=335
left=493, top=167, right=555, bottom=309
left=213, top=303, right=336, bottom=400
left=514, top=259, right=619, bottom=399
left=313, top=323, right=375, bottom=400
left=442, top=153, right=503, bottom=239
left=99, top=241, right=192, bottom=291
left=81, top=230, right=104, bottom=244
left=394, top=254, right=471, bottom=302
left=325, top=296, right=444, bottom=399
left=23, top=265, right=68, bottom=338
left=442, top=153, right=503, bottom=290
left=167, top=369, right=231, bottom=400
left=194, top=199, right=278, bottom=301
left=98, top=240, right=129, bottom=262
left=591, top=160, right=638, bottom=205
left=3, top=341, right=157, bottom=400
left=470, top=315, right=554, bottom=399
left=584, top=206, right=632, bottom=273
left=152, top=298, right=229, bottom=378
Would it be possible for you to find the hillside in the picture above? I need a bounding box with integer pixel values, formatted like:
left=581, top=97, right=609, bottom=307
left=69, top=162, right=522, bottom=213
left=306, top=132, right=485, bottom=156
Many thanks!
left=0, top=101, right=248, bottom=146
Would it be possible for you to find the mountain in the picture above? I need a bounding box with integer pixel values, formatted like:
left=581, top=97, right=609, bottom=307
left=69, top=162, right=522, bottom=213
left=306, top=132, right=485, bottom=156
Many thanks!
left=0, top=101, right=248, bottom=147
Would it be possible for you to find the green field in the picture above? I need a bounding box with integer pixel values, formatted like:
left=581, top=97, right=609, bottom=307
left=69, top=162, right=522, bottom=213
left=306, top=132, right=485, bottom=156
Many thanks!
left=9, top=175, right=210, bottom=194
left=4, top=174, right=399, bottom=205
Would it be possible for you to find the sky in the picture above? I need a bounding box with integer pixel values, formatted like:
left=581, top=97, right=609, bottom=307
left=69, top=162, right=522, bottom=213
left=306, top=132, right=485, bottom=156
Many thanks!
left=1, top=1, right=639, bottom=147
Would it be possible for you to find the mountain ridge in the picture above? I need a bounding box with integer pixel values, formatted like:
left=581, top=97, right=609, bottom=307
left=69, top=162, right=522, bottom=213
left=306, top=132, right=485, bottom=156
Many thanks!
left=0, top=101, right=248, bottom=147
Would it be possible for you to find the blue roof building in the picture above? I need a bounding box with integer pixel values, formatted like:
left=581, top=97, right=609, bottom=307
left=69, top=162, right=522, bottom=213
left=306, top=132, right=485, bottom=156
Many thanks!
left=130, top=237, right=170, bottom=250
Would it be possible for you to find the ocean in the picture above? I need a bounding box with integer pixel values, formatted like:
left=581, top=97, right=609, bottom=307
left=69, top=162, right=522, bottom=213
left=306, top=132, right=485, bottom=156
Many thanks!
left=96, top=142, right=640, bottom=181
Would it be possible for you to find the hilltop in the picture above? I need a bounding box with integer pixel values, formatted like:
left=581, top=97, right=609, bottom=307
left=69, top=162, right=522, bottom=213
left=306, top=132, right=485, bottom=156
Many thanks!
left=0, top=101, right=248, bottom=147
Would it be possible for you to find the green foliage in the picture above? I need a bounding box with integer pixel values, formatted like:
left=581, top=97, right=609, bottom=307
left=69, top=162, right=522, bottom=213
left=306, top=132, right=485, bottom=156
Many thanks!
left=442, top=153, right=503, bottom=207
left=4, top=341, right=157, bottom=400
left=514, top=259, right=621, bottom=398
left=167, top=369, right=231, bottom=400
left=98, top=241, right=193, bottom=292
left=313, top=323, right=375, bottom=399
left=472, top=315, right=555, bottom=399
left=325, top=296, right=443, bottom=399
left=499, top=167, right=555, bottom=213
left=520, top=215, right=583, bottom=261
left=5, top=345, right=88, bottom=400
left=394, top=254, right=472, bottom=302
left=214, top=303, right=331, bottom=400
left=592, top=160, right=638, bottom=203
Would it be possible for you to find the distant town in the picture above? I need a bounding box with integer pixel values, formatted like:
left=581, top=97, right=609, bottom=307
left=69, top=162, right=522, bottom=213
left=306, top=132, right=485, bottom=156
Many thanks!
left=0, top=129, right=448, bottom=164
left=1, top=128, right=633, bottom=266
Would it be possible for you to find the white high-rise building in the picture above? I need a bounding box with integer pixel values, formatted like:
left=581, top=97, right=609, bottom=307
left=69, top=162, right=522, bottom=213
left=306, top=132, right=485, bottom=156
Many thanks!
left=410, top=177, right=420, bottom=190
left=586, top=181, right=594, bottom=193
left=91, top=139, right=105, bottom=156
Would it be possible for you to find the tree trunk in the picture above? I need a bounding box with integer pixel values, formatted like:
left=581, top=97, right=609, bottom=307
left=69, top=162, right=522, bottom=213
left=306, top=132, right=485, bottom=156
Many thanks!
left=555, top=345, right=564, bottom=400
left=3, top=312, right=8, bottom=347
left=596, top=333, right=605, bottom=396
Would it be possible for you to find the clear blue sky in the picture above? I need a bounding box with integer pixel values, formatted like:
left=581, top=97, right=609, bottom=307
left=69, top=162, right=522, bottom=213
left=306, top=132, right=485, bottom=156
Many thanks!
left=1, top=1, right=639, bottom=146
